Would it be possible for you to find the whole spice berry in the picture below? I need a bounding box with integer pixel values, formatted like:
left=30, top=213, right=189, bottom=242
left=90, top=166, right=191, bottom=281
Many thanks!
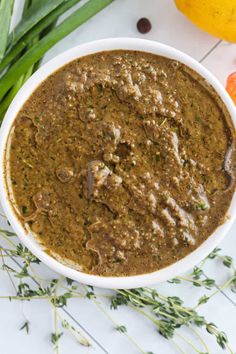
left=137, top=17, right=152, bottom=34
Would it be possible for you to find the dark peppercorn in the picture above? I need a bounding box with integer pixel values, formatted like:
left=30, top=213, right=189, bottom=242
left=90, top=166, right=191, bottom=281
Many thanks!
left=137, top=18, right=152, bottom=34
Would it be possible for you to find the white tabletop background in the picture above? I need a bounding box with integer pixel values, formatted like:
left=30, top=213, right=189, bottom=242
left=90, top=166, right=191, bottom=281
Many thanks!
left=0, top=1, right=236, bottom=353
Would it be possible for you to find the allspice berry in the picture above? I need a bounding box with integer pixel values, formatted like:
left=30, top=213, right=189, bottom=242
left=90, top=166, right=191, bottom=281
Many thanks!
left=137, top=18, right=152, bottom=34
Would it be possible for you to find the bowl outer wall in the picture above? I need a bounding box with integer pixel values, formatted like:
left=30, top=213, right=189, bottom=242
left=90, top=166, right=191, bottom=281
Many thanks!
left=0, top=38, right=236, bottom=289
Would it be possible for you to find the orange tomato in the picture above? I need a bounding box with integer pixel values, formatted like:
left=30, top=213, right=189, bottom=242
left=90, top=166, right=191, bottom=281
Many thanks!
left=226, top=72, right=236, bottom=104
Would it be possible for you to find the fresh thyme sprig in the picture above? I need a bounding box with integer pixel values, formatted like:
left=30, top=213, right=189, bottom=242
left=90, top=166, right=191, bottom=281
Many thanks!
left=0, top=226, right=235, bottom=353
left=110, top=287, right=232, bottom=351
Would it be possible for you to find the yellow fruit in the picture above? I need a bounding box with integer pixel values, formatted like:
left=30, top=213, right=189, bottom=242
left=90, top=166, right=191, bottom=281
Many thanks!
left=175, top=0, right=236, bottom=42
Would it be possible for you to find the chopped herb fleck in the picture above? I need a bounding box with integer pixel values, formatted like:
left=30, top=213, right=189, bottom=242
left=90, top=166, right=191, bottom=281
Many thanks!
left=195, top=116, right=201, bottom=123
left=155, top=154, right=160, bottom=162
left=21, top=205, right=27, bottom=215
left=196, top=203, right=209, bottom=211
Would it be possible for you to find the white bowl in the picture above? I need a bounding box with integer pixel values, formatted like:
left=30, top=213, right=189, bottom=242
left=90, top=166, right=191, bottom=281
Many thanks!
left=0, top=38, right=236, bottom=289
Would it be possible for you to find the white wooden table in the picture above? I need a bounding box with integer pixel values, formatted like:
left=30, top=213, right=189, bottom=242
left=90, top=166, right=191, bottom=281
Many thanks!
left=0, top=1, right=236, bottom=353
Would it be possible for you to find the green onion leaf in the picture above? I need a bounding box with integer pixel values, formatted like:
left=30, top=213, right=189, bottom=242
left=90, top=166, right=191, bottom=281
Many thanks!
left=0, top=0, right=83, bottom=73
left=0, top=0, right=14, bottom=61
left=7, top=0, right=65, bottom=50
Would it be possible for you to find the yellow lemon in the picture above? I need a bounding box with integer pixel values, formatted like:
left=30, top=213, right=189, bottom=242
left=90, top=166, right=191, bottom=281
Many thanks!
left=175, top=0, right=236, bottom=42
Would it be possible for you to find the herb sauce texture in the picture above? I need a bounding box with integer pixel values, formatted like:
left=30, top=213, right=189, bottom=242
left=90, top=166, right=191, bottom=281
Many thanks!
left=8, top=50, right=236, bottom=276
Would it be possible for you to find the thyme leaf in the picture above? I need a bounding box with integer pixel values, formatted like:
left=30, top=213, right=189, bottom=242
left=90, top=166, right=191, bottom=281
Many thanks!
left=20, top=321, right=30, bottom=334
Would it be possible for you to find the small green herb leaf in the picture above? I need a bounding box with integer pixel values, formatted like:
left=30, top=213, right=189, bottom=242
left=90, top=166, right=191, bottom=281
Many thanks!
left=198, top=295, right=209, bottom=305
left=66, top=277, right=73, bottom=286
left=167, top=278, right=181, bottom=284
left=20, top=321, right=30, bottom=334
left=116, top=325, right=127, bottom=333
left=192, top=266, right=203, bottom=280
left=51, top=332, right=63, bottom=346
left=202, top=278, right=215, bottom=289
left=222, top=255, right=233, bottom=268
left=208, top=247, right=221, bottom=259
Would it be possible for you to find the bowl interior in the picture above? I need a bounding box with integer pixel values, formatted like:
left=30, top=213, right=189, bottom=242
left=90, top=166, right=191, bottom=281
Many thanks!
left=0, top=38, right=236, bottom=289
